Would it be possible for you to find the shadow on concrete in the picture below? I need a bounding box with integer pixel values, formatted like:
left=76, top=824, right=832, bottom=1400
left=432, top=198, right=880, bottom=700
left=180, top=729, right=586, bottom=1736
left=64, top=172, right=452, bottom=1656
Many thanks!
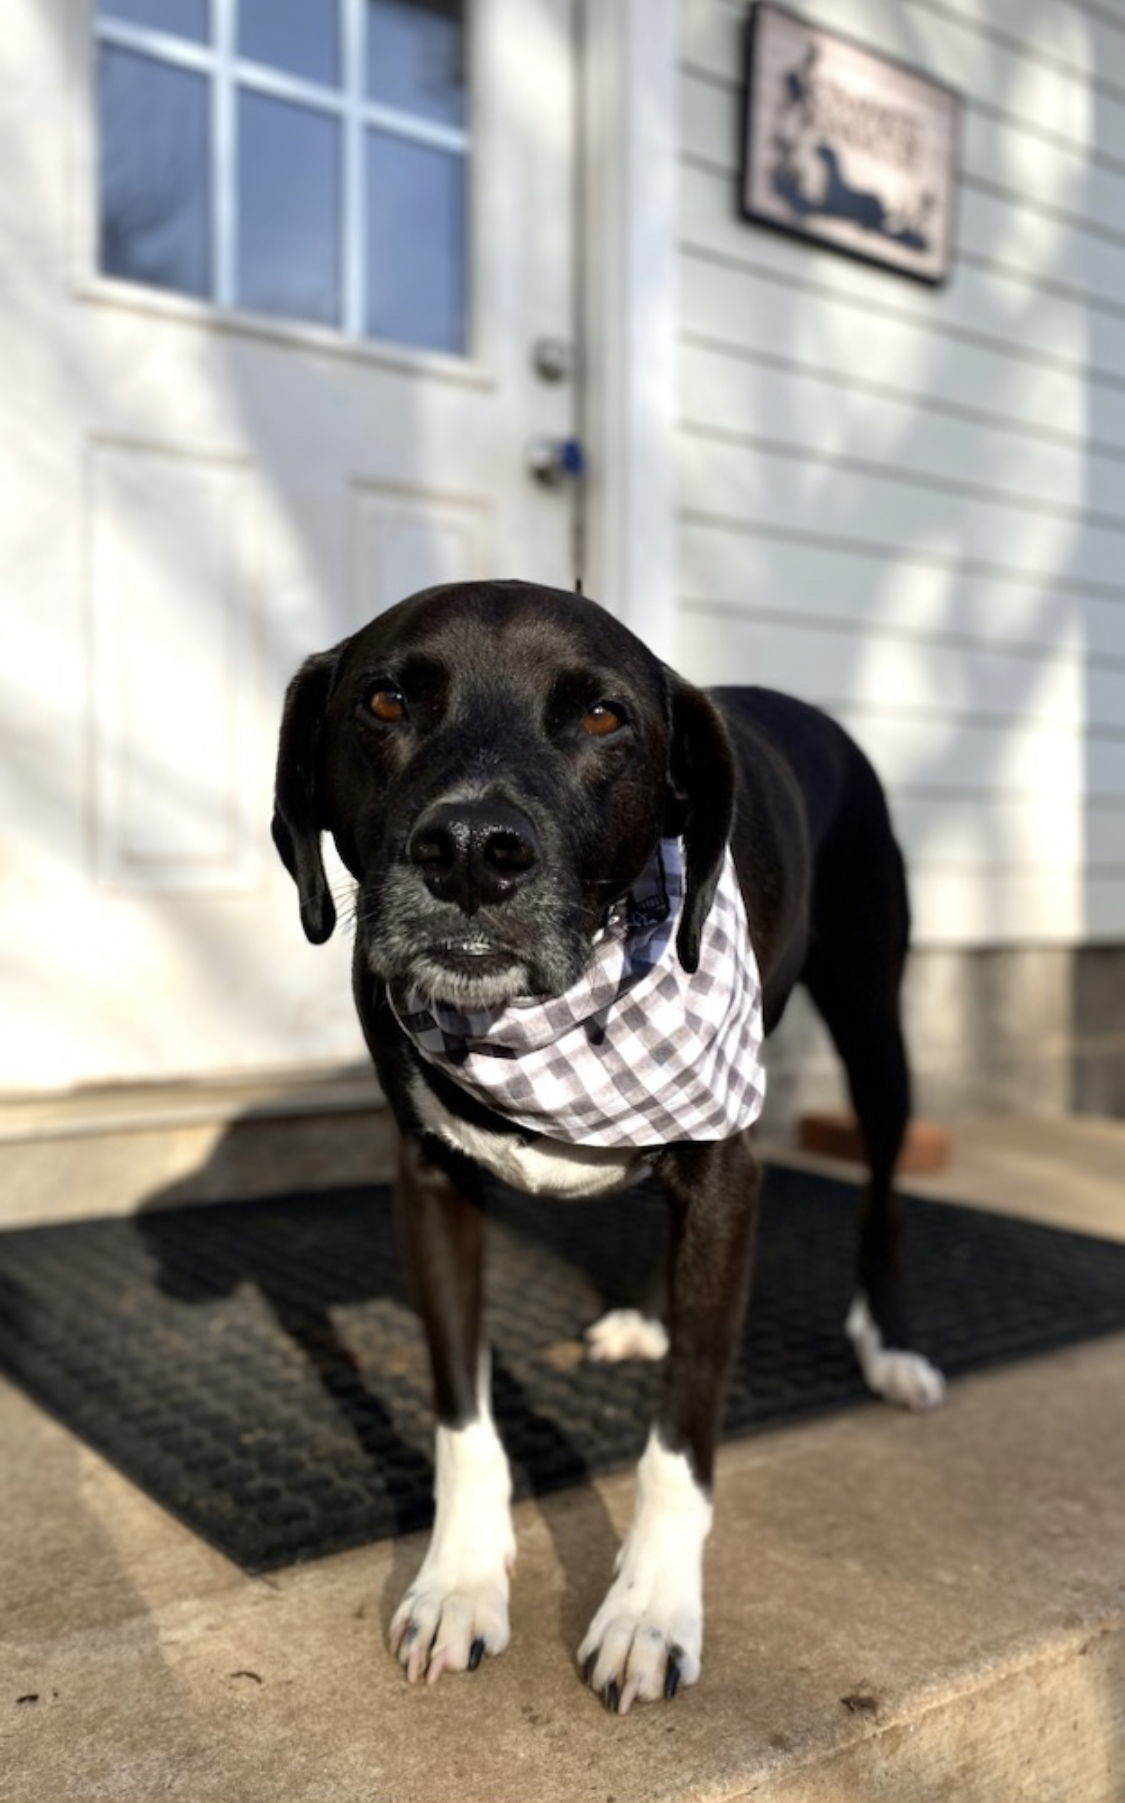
left=128, top=1101, right=624, bottom=1638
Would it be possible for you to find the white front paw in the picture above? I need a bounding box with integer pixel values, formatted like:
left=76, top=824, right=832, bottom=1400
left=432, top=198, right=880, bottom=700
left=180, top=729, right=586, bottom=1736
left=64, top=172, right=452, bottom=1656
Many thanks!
left=578, top=1432, right=712, bottom=1714
left=578, top=1576, right=701, bottom=1712
left=390, top=1565, right=512, bottom=1684
left=391, top=1415, right=515, bottom=1685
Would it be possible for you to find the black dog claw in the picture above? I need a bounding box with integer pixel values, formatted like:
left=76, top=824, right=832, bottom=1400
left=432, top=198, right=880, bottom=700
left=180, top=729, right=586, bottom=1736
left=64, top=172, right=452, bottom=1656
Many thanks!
left=467, top=1638, right=485, bottom=1671
left=664, top=1657, right=681, bottom=1700
left=604, top=1679, right=620, bottom=1713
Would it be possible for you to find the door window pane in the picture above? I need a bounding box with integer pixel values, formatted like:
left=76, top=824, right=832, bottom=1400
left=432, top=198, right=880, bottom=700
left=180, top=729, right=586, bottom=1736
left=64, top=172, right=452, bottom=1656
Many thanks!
left=366, top=0, right=466, bottom=127
left=99, top=45, right=211, bottom=298
left=98, top=0, right=209, bottom=41
left=239, top=0, right=340, bottom=88
left=238, top=93, right=341, bottom=326
left=365, top=130, right=465, bottom=351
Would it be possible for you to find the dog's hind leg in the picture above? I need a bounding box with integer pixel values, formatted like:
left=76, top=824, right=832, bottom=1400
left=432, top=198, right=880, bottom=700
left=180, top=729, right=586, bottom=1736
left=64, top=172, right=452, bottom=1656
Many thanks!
left=388, top=1135, right=516, bottom=1683
left=803, top=957, right=944, bottom=1411
left=585, top=1267, right=670, bottom=1364
left=585, top=1308, right=669, bottom=1363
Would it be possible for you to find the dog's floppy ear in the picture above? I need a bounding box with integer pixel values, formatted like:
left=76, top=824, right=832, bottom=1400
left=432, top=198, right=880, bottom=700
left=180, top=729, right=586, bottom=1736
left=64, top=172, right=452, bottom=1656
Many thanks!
left=664, top=669, right=736, bottom=974
left=271, top=649, right=341, bottom=945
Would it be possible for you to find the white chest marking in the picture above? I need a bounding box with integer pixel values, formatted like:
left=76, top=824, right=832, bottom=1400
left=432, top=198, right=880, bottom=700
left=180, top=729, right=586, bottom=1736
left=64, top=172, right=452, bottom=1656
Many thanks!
left=410, top=1075, right=642, bottom=1197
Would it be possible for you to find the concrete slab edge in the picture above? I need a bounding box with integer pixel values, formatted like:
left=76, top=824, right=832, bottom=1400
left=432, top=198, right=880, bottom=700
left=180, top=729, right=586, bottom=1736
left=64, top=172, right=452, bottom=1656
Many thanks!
left=723, top=1611, right=1125, bottom=1803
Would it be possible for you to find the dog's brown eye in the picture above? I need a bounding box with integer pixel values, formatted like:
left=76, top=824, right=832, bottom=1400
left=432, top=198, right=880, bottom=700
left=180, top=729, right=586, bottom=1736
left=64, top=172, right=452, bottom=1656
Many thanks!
left=581, top=702, right=625, bottom=736
left=367, top=684, right=406, bottom=723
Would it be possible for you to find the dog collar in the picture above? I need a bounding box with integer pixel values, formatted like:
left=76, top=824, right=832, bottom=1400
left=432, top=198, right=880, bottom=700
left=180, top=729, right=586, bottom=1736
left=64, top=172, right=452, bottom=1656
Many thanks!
left=389, top=840, right=766, bottom=1149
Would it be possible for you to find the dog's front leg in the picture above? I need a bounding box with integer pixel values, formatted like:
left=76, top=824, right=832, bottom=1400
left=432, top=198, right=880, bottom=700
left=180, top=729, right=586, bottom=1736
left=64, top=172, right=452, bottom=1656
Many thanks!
left=389, top=1133, right=515, bottom=1684
left=579, top=1134, right=760, bottom=1712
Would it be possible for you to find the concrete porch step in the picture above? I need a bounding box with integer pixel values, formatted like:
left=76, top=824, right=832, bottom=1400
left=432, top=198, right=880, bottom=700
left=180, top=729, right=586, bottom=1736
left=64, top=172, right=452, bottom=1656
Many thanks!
left=0, top=1068, right=399, bottom=1229
left=3, top=1070, right=1123, bottom=1239
left=1, top=1102, right=1123, bottom=1798
left=2, top=1329, right=1123, bottom=1802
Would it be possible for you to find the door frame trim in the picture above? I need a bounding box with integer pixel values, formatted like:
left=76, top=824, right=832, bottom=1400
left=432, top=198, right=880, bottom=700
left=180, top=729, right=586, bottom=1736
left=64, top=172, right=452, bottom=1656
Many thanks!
left=579, top=0, right=679, bottom=661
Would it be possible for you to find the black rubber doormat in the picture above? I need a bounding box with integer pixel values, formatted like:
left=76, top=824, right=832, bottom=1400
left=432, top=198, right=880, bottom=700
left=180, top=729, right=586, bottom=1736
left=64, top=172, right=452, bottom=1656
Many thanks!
left=1, top=1166, right=1123, bottom=1573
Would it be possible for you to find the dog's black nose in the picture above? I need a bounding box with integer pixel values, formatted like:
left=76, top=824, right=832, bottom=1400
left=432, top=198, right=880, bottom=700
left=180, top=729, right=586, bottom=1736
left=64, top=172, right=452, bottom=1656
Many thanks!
left=407, top=798, right=540, bottom=912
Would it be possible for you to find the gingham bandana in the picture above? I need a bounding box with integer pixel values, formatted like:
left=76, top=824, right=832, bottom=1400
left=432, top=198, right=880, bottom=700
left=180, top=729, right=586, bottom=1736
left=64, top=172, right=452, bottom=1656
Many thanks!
left=389, top=839, right=766, bottom=1148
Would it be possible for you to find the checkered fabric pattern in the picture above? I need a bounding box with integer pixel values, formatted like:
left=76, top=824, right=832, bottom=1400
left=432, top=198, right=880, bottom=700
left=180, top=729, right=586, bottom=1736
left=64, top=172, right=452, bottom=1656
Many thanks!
left=389, top=840, right=766, bottom=1148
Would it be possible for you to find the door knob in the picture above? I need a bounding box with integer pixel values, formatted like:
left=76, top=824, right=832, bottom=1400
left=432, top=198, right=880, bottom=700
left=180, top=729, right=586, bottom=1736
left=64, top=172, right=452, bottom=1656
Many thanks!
left=527, top=436, right=585, bottom=485
left=532, top=337, right=574, bottom=382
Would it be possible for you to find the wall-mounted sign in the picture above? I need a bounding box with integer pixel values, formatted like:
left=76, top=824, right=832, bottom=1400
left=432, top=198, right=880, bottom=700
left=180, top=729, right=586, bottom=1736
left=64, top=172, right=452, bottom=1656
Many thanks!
left=740, top=3, right=959, bottom=285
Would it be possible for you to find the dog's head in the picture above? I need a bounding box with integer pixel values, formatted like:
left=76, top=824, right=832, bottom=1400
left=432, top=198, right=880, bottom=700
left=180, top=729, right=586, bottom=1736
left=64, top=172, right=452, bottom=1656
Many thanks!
left=272, top=580, right=734, bottom=1007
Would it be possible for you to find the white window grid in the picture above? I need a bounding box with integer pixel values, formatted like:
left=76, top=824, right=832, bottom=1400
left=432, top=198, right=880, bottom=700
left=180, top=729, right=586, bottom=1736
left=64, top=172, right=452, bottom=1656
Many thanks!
left=94, top=0, right=470, bottom=340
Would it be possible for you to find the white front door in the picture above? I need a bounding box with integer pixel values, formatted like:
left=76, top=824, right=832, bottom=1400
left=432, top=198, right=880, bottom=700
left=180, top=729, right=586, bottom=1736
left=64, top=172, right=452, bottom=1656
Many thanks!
left=1, top=0, right=579, bottom=1089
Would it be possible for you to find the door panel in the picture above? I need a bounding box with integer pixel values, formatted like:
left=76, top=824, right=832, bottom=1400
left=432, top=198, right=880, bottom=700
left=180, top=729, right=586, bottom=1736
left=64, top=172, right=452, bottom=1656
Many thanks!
left=89, top=440, right=258, bottom=890
left=0, top=0, right=577, bottom=1089
left=352, top=485, right=494, bottom=629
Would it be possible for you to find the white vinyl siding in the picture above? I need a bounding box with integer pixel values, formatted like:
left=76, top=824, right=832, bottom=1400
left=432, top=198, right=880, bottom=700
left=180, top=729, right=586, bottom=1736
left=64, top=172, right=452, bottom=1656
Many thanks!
left=676, top=0, right=1125, bottom=947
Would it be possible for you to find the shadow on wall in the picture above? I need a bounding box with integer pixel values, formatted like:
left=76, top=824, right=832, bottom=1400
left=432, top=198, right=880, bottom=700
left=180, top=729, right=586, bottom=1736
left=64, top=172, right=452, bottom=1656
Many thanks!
left=674, top=0, right=1125, bottom=1124
left=1082, top=57, right=1125, bottom=1118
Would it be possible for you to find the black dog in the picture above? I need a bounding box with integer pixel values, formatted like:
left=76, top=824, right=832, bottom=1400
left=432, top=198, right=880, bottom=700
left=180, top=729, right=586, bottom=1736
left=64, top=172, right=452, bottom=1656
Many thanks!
left=272, top=579, right=943, bottom=1712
